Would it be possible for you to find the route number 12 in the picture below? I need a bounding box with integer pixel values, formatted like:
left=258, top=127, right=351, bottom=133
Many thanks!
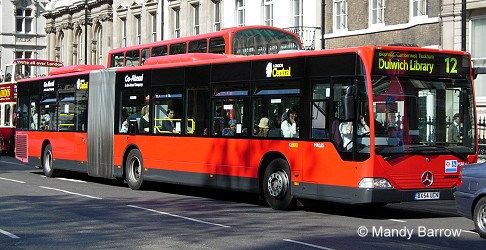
left=445, top=57, right=458, bottom=74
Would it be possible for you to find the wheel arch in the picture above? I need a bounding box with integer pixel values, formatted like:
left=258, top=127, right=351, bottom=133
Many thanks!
left=258, top=151, right=290, bottom=195
left=471, top=191, right=486, bottom=218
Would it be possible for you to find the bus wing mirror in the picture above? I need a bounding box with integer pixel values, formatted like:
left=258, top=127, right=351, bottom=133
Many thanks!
left=473, top=67, right=486, bottom=80
left=343, top=86, right=355, bottom=121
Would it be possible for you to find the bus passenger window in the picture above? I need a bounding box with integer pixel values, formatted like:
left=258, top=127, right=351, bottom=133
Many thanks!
left=170, top=42, right=187, bottom=55
left=126, top=50, right=140, bottom=66
left=311, top=83, right=331, bottom=139
left=209, top=37, right=225, bottom=54
left=141, top=48, right=150, bottom=65
left=5, top=104, right=11, bottom=126
left=152, top=46, right=168, bottom=57
left=188, top=39, right=207, bottom=53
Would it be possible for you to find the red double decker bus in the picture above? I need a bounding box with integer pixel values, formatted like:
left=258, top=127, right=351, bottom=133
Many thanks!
left=107, top=25, right=302, bottom=68
left=16, top=46, right=478, bottom=210
left=0, top=59, right=63, bottom=153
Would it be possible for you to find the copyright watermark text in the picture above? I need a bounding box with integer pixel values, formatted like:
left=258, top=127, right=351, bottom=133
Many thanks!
left=357, top=226, right=462, bottom=240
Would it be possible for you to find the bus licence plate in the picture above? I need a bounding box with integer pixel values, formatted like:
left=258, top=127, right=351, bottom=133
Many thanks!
left=414, top=192, right=440, bottom=200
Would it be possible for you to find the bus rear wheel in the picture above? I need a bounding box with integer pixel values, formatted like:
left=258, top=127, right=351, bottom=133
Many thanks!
left=125, top=149, right=146, bottom=190
left=262, top=159, right=295, bottom=210
left=42, top=144, right=59, bottom=177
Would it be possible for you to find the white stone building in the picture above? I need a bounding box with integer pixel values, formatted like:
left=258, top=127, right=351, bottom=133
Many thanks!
left=0, top=0, right=49, bottom=77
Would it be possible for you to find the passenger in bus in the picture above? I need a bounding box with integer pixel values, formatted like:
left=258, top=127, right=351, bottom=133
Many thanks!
left=223, top=120, right=238, bottom=136
left=140, top=105, right=150, bottom=132
left=448, top=113, right=461, bottom=143
left=162, top=109, right=178, bottom=133
left=255, top=117, right=270, bottom=137
left=40, top=109, right=50, bottom=130
left=268, top=115, right=282, bottom=137
left=340, top=115, right=370, bottom=151
left=281, top=108, right=298, bottom=138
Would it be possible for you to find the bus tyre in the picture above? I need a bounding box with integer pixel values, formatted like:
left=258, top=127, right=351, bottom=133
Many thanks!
left=263, top=159, right=295, bottom=210
left=125, top=149, right=146, bottom=190
left=473, top=197, right=486, bottom=239
left=42, top=144, right=59, bottom=177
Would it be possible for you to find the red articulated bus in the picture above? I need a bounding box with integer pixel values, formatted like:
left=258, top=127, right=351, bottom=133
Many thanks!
left=16, top=46, right=477, bottom=210
left=0, top=59, right=63, bottom=153
left=107, top=25, right=302, bottom=68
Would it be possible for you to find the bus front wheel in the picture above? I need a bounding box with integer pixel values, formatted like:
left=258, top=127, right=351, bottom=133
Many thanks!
left=42, top=144, right=59, bottom=177
left=125, top=149, right=146, bottom=190
left=262, top=159, right=295, bottom=210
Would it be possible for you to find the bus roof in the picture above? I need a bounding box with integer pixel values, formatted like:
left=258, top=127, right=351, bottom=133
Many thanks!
left=49, top=65, right=105, bottom=76
left=143, top=53, right=239, bottom=65
left=107, top=25, right=302, bottom=54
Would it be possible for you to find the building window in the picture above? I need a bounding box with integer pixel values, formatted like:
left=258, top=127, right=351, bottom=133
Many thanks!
left=136, top=15, right=142, bottom=44
left=370, top=0, right=385, bottom=25
left=192, top=3, right=200, bottom=35
left=236, top=0, right=245, bottom=27
left=472, top=18, right=486, bottom=97
left=334, top=0, right=347, bottom=30
left=151, top=13, right=157, bottom=42
left=173, top=7, right=181, bottom=38
left=97, top=27, right=103, bottom=64
left=14, top=51, right=32, bottom=78
left=411, top=0, right=427, bottom=17
left=263, top=0, right=273, bottom=26
left=213, top=1, right=221, bottom=31
left=292, top=0, right=303, bottom=27
left=57, top=32, right=65, bottom=63
left=16, top=8, right=33, bottom=34
left=122, top=18, right=127, bottom=47
left=77, top=32, right=83, bottom=64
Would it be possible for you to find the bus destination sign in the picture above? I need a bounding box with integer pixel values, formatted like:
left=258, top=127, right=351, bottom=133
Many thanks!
left=373, top=50, right=470, bottom=78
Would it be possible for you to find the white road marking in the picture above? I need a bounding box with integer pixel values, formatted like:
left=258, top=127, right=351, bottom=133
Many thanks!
left=389, top=219, right=407, bottom=223
left=0, top=177, right=26, bottom=184
left=283, top=239, right=335, bottom=250
left=127, top=205, right=230, bottom=228
left=57, top=178, right=87, bottom=183
left=39, top=186, right=102, bottom=199
left=461, top=230, right=478, bottom=235
left=0, top=228, right=20, bottom=239
left=0, top=160, right=26, bottom=166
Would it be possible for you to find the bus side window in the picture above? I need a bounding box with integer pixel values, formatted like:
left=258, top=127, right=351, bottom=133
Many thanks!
left=170, top=42, right=187, bottom=55
left=141, top=48, right=150, bottom=65
left=208, top=37, right=225, bottom=54
left=188, top=39, right=207, bottom=53
left=152, top=45, right=168, bottom=57
left=311, top=82, right=331, bottom=139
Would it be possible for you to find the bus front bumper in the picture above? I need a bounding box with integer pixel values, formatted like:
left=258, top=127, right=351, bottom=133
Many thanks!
left=351, top=187, right=456, bottom=204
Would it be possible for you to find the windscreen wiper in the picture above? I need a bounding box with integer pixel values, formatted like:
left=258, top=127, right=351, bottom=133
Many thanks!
left=410, top=145, right=468, bottom=162
left=383, top=153, right=408, bottom=161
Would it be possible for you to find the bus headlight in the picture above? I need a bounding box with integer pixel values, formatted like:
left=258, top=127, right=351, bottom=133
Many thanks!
left=358, top=178, right=393, bottom=188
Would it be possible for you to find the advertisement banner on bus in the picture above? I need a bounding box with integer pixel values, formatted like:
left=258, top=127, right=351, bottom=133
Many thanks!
left=372, top=50, right=470, bottom=78
left=252, top=58, right=304, bottom=80
left=0, top=84, right=15, bottom=102
left=12, top=59, right=64, bottom=68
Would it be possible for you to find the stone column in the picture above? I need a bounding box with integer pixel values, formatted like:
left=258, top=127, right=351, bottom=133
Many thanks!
left=63, top=23, right=74, bottom=65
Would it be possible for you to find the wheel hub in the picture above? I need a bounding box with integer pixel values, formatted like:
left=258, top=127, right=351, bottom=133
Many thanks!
left=267, top=171, right=288, bottom=198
